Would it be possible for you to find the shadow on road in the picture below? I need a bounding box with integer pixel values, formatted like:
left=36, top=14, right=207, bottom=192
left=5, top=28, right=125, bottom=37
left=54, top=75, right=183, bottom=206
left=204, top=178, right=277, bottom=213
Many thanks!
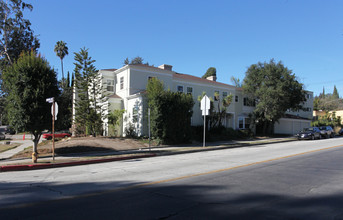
left=1, top=179, right=343, bottom=219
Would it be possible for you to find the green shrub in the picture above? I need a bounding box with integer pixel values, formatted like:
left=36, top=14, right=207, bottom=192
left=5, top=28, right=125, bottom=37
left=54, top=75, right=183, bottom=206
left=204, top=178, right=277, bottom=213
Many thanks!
left=311, top=112, right=342, bottom=129
left=147, top=78, right=194, bottom=144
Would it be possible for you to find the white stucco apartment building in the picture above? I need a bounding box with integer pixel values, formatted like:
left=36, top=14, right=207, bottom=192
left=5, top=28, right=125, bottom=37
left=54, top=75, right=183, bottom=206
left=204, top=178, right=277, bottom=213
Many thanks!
left=73, top=63, right=313, bottom=136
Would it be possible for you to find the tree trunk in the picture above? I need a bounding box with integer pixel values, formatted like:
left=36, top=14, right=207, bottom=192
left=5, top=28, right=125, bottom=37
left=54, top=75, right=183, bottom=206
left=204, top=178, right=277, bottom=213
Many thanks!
left=61, top=58, right=64, bottom=80
left=32, top=133, right=41, bottom=163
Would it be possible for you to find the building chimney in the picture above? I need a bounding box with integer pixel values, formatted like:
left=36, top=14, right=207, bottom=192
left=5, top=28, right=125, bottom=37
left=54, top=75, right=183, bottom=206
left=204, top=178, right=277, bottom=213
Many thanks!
left=158, top=64, right=173, bottom=71
left=206, top=75, right=217, bottom=81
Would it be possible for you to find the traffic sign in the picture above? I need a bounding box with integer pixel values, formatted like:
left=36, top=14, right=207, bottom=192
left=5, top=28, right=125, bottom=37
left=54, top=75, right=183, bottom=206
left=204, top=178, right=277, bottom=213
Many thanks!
left=51, top=102, right=58, bottom=120
left=201, top=95, right=210, bottom=116
left=46, top=97, right=54, bottom=103
left=200, top=95, right=211, bottom=147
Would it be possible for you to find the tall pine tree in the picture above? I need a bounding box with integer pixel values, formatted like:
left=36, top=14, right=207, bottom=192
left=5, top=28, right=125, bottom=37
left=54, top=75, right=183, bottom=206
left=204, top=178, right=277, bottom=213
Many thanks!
left=333, top=85, right=339, bottom=100
left=73, top=47, right=107, bottom=136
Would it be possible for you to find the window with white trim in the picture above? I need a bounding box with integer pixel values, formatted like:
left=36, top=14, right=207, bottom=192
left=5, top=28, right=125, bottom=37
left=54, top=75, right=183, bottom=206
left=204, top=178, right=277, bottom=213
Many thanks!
left=238, top=117, right=250, bottom=129
left=243, top=97, right=255, bottom=107
left=238, top=117, right=244, bottom=129
left=214, top=91, right=219, bottom=101
left=187, top=87, right=193, bottom=95
left=177, top=85, right=184, bottom=93
left=132, top=106, right=139, bottom=123
left=107, top=79, right=114, bottom=92
left=120, top=77, right=124, bottom=90
left=245, top=118, right=251, bottom=129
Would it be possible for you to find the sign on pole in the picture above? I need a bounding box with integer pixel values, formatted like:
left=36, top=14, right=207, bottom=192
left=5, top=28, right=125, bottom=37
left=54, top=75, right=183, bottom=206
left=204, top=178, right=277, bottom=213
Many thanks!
left=51, top=102, right=58, bottom=120
left=200, top=95, right=211, bottom=147
left=46, top=97, right=58, bottom=161
left=46, top=97, right=54, bottom=103
left=201, top=95, right=210, bottom=115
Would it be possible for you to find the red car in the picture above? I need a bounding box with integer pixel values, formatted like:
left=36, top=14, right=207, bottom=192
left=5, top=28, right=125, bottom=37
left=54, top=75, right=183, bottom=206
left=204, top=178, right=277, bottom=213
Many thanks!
left=42, top=131, right=71, bottom=140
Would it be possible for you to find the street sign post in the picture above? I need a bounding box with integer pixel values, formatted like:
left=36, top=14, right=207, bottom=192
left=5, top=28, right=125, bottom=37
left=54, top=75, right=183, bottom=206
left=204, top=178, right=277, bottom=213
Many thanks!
left=148, top=108, right=151, bottom=151
left=200, top=95, right=211, bottom=147
left=46, top=97, right=58, bottom=161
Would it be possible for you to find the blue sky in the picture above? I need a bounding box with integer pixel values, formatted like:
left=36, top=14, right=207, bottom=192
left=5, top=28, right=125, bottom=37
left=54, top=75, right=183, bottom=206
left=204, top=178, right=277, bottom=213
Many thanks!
left=25, top=0, right=343, bottom=96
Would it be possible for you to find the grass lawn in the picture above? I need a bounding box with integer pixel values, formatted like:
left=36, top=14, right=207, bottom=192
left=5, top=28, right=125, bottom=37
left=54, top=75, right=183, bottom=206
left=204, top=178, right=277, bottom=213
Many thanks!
left=0, top=143, right=20, bottom=153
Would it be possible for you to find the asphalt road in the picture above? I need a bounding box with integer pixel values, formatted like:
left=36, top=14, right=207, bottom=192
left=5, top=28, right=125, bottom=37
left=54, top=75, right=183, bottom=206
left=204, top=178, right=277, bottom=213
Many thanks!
left=1, top=137, right=343, bottom=219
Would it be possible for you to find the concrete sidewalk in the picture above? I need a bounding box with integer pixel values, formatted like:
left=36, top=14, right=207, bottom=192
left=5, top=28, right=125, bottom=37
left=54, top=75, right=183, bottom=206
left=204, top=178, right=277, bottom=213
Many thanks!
left=0, top=140, right=34, bottom=160
left=0, top=137, right=297, bottom=172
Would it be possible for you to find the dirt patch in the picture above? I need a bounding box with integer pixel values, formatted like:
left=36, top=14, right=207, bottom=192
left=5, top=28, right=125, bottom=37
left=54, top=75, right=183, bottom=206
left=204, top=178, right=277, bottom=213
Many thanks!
left=12, top=137, right=148, bottom=158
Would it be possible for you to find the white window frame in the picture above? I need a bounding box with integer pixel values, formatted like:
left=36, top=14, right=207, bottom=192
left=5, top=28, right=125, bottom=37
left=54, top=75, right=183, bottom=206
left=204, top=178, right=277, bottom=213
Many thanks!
left=120, top=77, right=124, bottom=90
left=214, top=90, right=220, bottom=101
left=238, top=117, right=250, bottom=130
left=187, top=87, right=193, bottom=95
left=106, top=79, right=114, bottom=92
left=222, top=92, right=228, bottom=99
left=177, top=85, right=184, bottom=93
left=238, top=117, right=244, bottom=129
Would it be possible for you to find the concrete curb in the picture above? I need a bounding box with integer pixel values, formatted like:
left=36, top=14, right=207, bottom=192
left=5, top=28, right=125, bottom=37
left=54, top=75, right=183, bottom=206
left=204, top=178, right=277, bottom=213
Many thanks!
left=156, top=138, right=297, bottom=156
left=0, top=137, right=296, bottom=172
left=0, top=153, right=156, bottom=172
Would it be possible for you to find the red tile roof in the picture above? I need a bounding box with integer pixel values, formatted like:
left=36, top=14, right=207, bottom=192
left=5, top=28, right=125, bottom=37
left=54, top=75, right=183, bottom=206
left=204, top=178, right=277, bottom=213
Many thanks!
left=108, top=94, right=122, bottom=99
left=173, top=73, right=236, bottom=88
left=104, top=64, right=239, bottom=89
left=283, top=113, right=310, bottom=120
left=101, top=68, right=117, bottom=71
left=129, top=64, right=171, bottom=72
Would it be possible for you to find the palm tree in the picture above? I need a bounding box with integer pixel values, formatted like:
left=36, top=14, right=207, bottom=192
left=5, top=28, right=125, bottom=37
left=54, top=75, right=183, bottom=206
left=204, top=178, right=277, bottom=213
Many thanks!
left=54, top=41, right=69, bottom=86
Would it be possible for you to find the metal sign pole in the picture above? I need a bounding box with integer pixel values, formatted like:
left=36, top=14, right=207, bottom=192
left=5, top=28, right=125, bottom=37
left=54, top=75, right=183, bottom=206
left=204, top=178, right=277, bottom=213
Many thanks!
left=200, top=95, right=210, bottom=148
left=203, top=113, right=206, bottom=147
left=52, top=98, right=55, bottom=161
left=148, top=108, right=151, bottom=151
left=203, top=98, right=206, bottom=148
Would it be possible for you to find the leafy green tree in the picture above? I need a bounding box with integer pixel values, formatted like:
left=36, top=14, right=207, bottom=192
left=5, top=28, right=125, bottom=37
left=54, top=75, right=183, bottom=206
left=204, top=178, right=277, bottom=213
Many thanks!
left=123, top=56, right=149, bottom=65
left=66, top=71, right=71, bottom=88
left=0, top=0, right=39, bottom=67
left=230, top=76, right=242, bottom=87
left=123, top=57, right=129, bottom=65
left=71, top=72, right=75, bottom=87
left=314, top=86, right=343, bottom=111
left=202, top=67, right=216, bottom=79
left=146, top=77, right=164, bottom=138
left=55, top=82, right=72, bottom=131
left=243, top=59, right=306, bottom=135
left=74, top=47, right=106, bottom=136
left=319, top=87, right=325, bottom=98
left=130, top=56, right=144, bottom=64
left=2, top=51, right=59, bottom=162
left=312, top=112, right=342, bottom=128
left=313, top=96, right=320, bottom=111
left=333, top=85, right=339, bottom=100
left=197, top=91, right=233, bottom=129
left=147, top=78, right=194, bottom=144
left=54, top=41, right=68, bottom=86
left=108, top=109, right=125, bottom=136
